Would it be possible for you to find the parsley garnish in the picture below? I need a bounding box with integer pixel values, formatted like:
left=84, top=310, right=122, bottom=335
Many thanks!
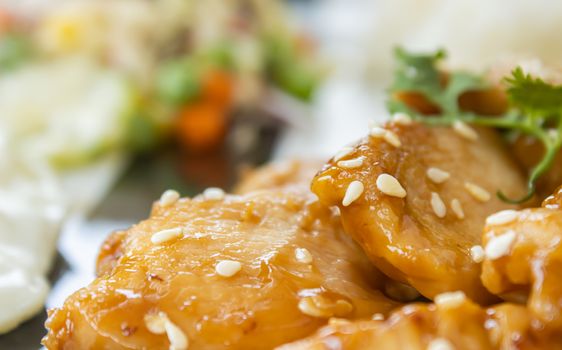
left=388, top=48, right=562, bottom=204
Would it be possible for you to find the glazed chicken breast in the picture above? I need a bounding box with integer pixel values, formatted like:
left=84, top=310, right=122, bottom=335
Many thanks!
left=43, top=186, right=398, bottom=349
left=277, top=293, right=561, bottom=350
left=311, top=120, right=528, bottom=303
left=481, top=185, right=562, bottom=331
left=235, top=159, right=423, bottom=303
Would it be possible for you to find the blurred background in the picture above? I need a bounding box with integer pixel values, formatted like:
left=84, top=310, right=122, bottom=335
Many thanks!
left=0, top=0, right=561, bottom=348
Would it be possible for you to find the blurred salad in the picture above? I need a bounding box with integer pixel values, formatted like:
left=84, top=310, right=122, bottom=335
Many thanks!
left=0, top=0, right=322, bottom=333
left=0, top=0, right=322, bottom=162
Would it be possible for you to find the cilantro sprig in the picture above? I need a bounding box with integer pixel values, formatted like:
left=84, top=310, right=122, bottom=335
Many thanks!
left=387, top=48, right=562, bottom=204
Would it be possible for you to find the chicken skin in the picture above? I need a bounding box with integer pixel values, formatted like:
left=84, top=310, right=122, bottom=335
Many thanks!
left=43, top=187, right=398, bottom=349
left=481, top=185, right=562, bottom=330
left=277, top=294, right=561, bottom=350
left=311, top=121, right=527, bottom=303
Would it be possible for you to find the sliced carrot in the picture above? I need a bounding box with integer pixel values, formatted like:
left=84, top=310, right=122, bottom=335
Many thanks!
left=175, top=102, right=228, bottom=152
left=0, top=9, right=13, bottom=33
left=201, top=69, right=234, bottom=107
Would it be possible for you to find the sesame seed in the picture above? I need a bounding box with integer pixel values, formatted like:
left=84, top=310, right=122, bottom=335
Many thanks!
left=333, top=147, right=355, bottom=162
left=450, top=199, right=465, bottom=219
left=316, top=175, right=332, bottom=182
left=453, top=121, right=478, bottom=141
left=151, top=227, right=183, bottom=245
left=427, top=338, right=455, bottom=350
left=295, top=247, right=313, bottom=264
left=144, top=312, right=167, bottom=334
left=298, top=296, right=353, bottom=318
left=376, top=174, right=407, bottom=198
left=383, top=130, right=402, bottom=147
left=160, top=189, right=180, bottom=207
left=342, top=181, right=365, bottom=206
left=392, top=112, right=413, bottom=125
left=486, top=210, right=519, bottom=226
left=298, top=297, right=328, bottom=318
left=370, top=127, right=386, bottom=137
left=426, top=167, right=450, bottom=184
left=164, top=319, right=189, bottom=350
left=470, top=245, right=485, bottom=263
left=464, top=182, right=491, bottom=202
left=337, top=157, right=364, bottom=169
left=372, top=313, right=385, bottom=321
left=370, top=127, right=401, bottom=147
left=203, top=187, right=225, bottom=201
left=487, top=319, right=502, bottom=345
left=526, top=212, right=548, bottom=221
left=485, top=230, right=516, bottom=260
left=331, top=206, right=341, bottom=216
left=215, top=260, right=242, bottom=277
left=430, top=192, right=447, bottom=218
left=434, top=291, right=466, bottom=308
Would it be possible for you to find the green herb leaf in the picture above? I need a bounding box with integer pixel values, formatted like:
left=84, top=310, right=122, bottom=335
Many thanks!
left=390, top=47, right=444, bottom=96
left=388, top=47, right=486, bottom=116
left=505, top=67, right=562, bottom=118
left=387, top=48, right=562, bottom=204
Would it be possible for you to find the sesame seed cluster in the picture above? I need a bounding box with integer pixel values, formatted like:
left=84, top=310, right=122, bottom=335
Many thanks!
left=334, top=115, right=490, bottom=222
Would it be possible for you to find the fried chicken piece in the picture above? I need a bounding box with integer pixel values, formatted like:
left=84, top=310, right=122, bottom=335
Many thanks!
left=236, top=159, right=421, bottom=303
left=311, top=121, right=528, bottom=303
left=96, top=159, right=322, bottom=280
left=481, top=187, right=562, bottom=330
left=234, top=159, right=324, bottom=194
left=43, top=188, right=398, bottom=350
left=277, top=295, right=561, bottom=350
